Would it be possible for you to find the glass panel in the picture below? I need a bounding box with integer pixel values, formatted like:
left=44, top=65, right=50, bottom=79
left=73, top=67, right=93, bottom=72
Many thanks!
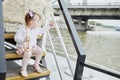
left=83, top=20, right=120, bottom=75
left=52, top=0, right=120, bottom=78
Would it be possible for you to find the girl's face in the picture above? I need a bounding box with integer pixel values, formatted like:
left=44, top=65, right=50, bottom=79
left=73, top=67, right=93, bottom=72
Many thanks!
left=29, top=14, right=40, bottom=28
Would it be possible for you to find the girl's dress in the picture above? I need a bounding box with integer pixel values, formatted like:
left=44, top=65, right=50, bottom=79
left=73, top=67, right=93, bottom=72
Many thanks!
left=14, top=25, right=50, bottom=55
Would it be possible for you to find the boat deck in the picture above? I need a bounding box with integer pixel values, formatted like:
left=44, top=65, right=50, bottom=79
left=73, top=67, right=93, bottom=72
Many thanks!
left=14, top=52, right=120, bottom=80
left=45, top=53, right=120, bottom=80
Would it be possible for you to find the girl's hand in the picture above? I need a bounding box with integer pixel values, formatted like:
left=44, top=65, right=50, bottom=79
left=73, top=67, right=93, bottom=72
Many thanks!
left=23, top=36, right=29, bottom=42
left=49, top=21, right=55, bottom=27
left=24, top=47, right=31, bottom=52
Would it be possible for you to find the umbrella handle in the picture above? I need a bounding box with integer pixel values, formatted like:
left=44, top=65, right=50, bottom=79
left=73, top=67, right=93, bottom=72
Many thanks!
left=23, top=27, right=31, bottom=51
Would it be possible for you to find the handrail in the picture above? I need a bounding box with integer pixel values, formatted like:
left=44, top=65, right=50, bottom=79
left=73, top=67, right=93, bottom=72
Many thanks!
left=41, top=32, right=47, bottom=51
left=4, top=41, right=16, bottom=49
left=84, top=63, right=120, bottom=78
left=52, top=15, right=74, bottom=77
left=47, top=31, right=63, bottom=80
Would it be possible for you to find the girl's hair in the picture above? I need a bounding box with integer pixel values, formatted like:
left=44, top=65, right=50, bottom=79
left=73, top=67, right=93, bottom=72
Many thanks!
left=25, top=10, right=41, bottom=26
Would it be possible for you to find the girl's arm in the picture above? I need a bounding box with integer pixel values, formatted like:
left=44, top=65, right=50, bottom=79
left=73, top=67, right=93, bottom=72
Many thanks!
left=14, top=27, right=25, bottom=43
left=38, top=21, right=54, bottom=35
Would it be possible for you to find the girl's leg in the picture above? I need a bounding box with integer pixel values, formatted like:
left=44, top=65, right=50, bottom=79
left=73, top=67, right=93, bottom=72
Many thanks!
left=32, top=47, right=43, bottom=73
left=21, top=51, right=32, bottom=77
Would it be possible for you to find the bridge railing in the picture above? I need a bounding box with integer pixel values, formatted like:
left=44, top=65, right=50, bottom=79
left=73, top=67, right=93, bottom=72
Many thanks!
left=53, top=4, right=120, bottom=9
left=52, top=1, right=120, bottom=9
left=68, top=2, right=120, bottom=6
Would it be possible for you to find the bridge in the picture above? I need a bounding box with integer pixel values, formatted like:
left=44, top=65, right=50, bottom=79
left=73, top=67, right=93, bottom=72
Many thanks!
left=52, top=1, right=120, bottom=30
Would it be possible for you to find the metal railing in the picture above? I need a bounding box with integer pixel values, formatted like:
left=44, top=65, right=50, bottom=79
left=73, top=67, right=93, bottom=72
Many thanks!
left=57, top=0, right=86, bottom=80
left=47, top=31, right=63, bottom=80
left=42, top=16, right=74, bottom=79
left=56, top=0, right=120, bottom=80
left=52, top=15, right=74, bottom=77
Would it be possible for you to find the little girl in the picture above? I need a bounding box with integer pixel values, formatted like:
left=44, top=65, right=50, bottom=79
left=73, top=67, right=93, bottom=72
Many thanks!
left=14, top=10, right=54, bottom=77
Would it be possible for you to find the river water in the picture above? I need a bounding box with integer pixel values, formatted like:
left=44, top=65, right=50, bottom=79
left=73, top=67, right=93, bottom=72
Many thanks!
left=46, top=28, right=120, bottom=74
left=81, top=31, right=120, bottom=72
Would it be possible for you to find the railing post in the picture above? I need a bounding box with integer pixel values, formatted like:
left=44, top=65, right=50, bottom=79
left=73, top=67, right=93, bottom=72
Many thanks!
left=74, top=56, right=86, bottom=80
left=0, top=0, right=6, bottom=79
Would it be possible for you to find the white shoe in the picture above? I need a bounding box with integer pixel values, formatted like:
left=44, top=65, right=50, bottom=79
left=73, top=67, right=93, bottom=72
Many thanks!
left=21, top=70, right=28, bottom=77
left=33, top=65, right=43, bottom=73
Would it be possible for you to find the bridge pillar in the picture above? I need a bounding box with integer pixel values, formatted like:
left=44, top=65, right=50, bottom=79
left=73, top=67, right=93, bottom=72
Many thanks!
left=84, top=20, right=89, bottom=30
left=80, top=19, right=88, bottom=31
left=74, top=18, right=88, bottom=31
left=58, top=14, right=89, bottom=31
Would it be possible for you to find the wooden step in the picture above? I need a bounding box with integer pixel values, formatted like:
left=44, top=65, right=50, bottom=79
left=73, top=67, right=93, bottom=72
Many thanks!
left=4, top=33, right=42, bottom=39
left=6, top=61, right=50, bottom=80
left=6, top=49, right=46, bottom=60
left=4, top=33, right=15, bottom=39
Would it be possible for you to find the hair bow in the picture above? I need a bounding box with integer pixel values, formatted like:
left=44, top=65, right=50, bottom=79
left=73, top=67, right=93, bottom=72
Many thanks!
left=29, top=9, right=34, bottom=17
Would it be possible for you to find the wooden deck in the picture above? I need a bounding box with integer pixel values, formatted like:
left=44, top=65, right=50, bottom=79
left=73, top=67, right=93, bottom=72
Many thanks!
left=4, top=33, right=42, bottom=39
left=4, top=32, right=50, bottom=80
left=4, top=33, right=15, bottom=39
left=6, top=50, right=46, bottom=60
left=6, top=61, right=50, bottom=80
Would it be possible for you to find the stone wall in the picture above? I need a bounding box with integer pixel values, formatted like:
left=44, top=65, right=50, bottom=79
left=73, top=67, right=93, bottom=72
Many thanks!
left=2, top=0, right=54, bottom=32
